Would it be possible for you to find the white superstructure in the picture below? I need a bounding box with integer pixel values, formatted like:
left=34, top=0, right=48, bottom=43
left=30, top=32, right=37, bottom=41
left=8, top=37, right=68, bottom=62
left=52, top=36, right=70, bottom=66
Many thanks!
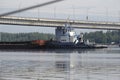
left=55, top=24, right=78, bottom=43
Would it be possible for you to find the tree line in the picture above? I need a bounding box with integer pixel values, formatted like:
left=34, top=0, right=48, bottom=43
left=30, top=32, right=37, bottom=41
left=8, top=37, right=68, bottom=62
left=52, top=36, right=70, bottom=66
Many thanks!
left=0, top=32, right=55, bottom=42
left=84, top=30, right=120, bottom=44
left=0, top=30, right=120, bottom=44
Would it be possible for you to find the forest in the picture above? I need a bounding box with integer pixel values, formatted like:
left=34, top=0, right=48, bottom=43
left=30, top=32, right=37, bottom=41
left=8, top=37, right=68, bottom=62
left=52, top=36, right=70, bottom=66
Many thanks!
left=0, top=32, right=55, bottom=42
left=0, top=30, right=120, bottom=44
left=84, top=30, right=120, bottom=44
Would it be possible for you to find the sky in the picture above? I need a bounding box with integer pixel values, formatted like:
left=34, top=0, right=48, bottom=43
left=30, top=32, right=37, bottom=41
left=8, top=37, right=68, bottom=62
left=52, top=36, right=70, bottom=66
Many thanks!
left=0, top=0, right=120, bottom=34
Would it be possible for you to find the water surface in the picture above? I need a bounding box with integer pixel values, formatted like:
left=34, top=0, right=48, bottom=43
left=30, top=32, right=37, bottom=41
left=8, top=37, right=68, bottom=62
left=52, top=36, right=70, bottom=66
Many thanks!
left=0, top=47, right=120, bottom=80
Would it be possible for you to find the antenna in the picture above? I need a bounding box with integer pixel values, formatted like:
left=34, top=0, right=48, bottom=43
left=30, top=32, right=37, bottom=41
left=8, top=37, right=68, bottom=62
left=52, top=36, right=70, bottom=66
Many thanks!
left=18, top=0, right=22, bottom=16
left=66, top=16, right=71, bottom=24
left=118, top=11, right=120, bottom=22
left=106, top=8, right=108, bottom=22
left=86, top=8, right=90, bottom=21
left=0, top=0, right=64, bottom=17
left=72, top=5, right=75, bottom=20
left=54, top=7, right=56, bottom=18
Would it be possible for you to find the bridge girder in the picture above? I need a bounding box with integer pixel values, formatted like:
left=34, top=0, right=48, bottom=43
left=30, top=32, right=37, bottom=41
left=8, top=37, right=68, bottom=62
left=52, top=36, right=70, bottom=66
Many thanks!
left=0, top=16, right=120, bottom=30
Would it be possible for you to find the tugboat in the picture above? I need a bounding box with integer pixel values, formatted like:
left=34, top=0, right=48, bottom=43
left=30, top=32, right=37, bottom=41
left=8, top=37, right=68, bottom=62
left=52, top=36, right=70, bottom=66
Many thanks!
left=43, top=23, right=108, bottom=49
left=0, top=23, right=108, bottom=49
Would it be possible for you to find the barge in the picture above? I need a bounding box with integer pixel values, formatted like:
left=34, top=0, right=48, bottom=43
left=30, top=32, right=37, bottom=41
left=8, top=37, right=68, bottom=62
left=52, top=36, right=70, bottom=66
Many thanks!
left=0, top=23, right=108, bottom=49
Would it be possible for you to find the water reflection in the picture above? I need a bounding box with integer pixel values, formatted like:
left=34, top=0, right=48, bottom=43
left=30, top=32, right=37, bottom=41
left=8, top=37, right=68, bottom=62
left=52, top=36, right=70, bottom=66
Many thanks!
left=0, top=48, right=120, bottom=80
left=0, top=48, right=97, bottom=53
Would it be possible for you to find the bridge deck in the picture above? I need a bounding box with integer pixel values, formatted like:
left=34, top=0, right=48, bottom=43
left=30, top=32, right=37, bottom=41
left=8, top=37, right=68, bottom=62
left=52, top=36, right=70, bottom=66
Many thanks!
left=0, top=16, right=120, bottom=30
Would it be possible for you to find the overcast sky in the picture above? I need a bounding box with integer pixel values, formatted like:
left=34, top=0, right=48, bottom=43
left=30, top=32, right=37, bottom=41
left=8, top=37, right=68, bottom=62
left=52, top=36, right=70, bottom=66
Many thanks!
left=0, top=0, right=120, bottom=33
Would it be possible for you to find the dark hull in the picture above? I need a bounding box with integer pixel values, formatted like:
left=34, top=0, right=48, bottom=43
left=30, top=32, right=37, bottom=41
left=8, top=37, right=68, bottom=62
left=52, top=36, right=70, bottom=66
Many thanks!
left=0, top=42, right=40, bottom=50
left=0, top=41, right=107, bottom=50
left=44, top=41, right=107, bottom=49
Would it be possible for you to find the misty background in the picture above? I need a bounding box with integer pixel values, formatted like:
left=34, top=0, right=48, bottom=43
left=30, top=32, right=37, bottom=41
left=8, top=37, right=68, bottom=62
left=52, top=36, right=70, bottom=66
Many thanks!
left=0, top=0, right=120, bottom=34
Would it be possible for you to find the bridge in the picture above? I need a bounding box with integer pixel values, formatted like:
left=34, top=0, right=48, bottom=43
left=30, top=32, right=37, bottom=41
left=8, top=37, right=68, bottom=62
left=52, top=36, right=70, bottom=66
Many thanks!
left=0, top=16, right=120, bottom=30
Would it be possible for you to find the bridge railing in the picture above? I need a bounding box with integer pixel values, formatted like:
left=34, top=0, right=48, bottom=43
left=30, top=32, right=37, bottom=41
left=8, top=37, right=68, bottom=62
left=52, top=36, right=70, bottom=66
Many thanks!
left=0, top=16, right=120, bottom=30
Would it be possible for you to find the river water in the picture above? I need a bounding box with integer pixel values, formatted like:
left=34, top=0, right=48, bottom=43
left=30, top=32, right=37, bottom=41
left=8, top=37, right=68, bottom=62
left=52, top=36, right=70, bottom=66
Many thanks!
left=0, top=46, right=120, bottom=80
